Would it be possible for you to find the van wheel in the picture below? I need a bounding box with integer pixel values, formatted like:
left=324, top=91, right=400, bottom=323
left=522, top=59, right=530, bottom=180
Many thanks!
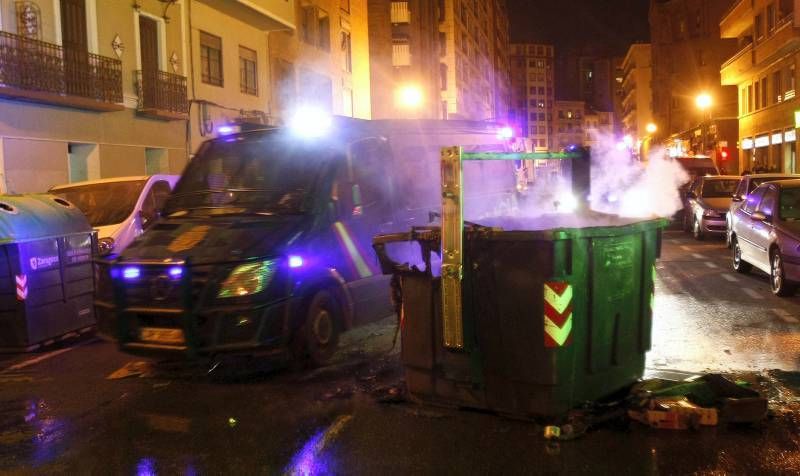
left=296, top=290, right=341, bottom=367
left=771, top=252, right=796, bottom=297
left=732, top=238, right=752, bottom=274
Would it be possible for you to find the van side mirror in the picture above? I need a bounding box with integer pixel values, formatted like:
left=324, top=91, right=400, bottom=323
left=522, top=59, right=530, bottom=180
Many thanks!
left=731, top=194, right=743, bottom=202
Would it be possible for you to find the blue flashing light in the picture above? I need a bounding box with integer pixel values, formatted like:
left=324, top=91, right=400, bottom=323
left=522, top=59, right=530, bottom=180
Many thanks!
left=123, top=266, right=141, bottom=280
left=168, top=266, right=183, bottom=278
left=217, top=125, right=240, bottom=136
left=288, top=255, right=304, bottom=268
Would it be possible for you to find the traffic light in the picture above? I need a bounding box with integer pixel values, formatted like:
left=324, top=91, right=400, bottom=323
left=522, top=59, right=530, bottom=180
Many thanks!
left=718, top=146, right=730, bottom=160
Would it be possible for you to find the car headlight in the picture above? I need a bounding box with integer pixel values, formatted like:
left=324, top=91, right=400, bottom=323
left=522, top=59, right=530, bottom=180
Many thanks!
left=217, top=259, right=277, bottom=298
left=98, top=237, right=115, bottom=256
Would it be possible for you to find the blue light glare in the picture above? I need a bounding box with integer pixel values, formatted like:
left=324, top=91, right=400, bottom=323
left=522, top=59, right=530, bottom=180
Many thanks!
left=217, top=125, right=238, bottom=135
left=123, top=267, right=141, bottom=280
left=288, top=255, right=304, bottom=268
left=496, top=126, right=514, bottom=139
left=168, top=266, right=183, bottom=278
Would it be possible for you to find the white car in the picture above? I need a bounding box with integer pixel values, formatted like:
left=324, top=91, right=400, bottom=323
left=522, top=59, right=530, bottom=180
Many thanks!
left=49, top=175, right=179, bottom=256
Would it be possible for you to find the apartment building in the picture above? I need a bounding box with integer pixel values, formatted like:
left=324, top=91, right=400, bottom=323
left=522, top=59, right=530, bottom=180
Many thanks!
left=367, top=0, right=440, bottom=119
left=621, top=44, right=654, bottom=142
left=509, top=43, right=555, bottom=151
left=439, top=0, right=510, bottom=121
left=269, top=0, right=370, bottom=123
left=188, top=0, right=294, bottom=151
left=649, top=0, right=739, bottom=141
left=0, top=0, right=192, bottom=193
left=721, top=0, right=800, bottom=173
left=584, top=110, right=614, bottom=149
left=554, top=100, right=586, bottom=150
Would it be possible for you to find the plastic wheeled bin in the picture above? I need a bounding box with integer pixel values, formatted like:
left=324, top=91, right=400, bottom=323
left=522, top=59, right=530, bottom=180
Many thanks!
left=0, top=194, right=96, bottom=352
left=374, top=213, right=666, bottom=418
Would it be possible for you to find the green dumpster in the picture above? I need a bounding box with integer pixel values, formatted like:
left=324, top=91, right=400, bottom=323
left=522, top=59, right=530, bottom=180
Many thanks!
left=372, top=147, right=667, bottom=417
left=0, top=194, right=96, bottom=352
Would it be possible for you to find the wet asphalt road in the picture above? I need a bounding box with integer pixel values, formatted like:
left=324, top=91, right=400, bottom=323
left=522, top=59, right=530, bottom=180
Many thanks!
left=0, top=231, right=799, bottom=475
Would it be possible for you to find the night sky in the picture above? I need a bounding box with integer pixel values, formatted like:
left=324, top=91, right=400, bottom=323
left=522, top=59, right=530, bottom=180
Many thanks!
left=508, top=0, right=651, bottom=55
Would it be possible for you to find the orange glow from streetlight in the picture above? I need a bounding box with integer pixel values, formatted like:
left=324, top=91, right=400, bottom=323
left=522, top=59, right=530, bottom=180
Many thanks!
left=646, top=123, right=657, bottom=134
left=396, top=85, right=423, bottom=109
left=695, top=93, right=712, bottom=111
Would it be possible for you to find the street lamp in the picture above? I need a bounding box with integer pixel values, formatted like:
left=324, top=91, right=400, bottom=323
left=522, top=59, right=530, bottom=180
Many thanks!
left=396, top=85, right=423, bottom=109
left=645, top=122, right=657, bottom=135
left=695, top=93, right=713, bottom=154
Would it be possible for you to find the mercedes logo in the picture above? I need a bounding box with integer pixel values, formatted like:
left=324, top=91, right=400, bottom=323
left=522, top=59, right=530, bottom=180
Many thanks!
left=150, top=274, right=174, bottom=301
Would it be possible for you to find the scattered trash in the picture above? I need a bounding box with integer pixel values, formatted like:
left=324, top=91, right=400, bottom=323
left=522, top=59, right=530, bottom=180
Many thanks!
left=372, top=384, right=405, bottom=404
left=319, top=386, right=354, bottom=401
left=106, top=361, right=155, bottom=379
left=152, top=381, right=171, bottom=389
left=628, top=373, right=767, bottom=430
left=543, top=425, right=561, bottom=440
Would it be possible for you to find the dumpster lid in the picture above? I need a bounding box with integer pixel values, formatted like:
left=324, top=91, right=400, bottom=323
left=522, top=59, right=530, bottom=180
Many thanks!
left=470, top=212, right=668, bottom=239
left=0, top=194, right=92, bottom=244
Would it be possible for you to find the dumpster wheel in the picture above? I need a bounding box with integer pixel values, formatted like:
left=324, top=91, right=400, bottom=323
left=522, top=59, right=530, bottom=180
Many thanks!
left=296, top=290, right=342, bottom=367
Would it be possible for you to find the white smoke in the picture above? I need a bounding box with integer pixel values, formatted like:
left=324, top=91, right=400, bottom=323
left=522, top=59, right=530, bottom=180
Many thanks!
left=588, top=133, right=689, bottom=218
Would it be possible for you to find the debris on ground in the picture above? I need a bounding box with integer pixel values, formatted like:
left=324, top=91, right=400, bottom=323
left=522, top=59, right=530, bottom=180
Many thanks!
left=628, top=373, right=767, bottom=430
left=106, top=361, right=155, bottom=379
left=372, top=384, right=406, bottom=404
left=318, top=386, right=355, bottom=401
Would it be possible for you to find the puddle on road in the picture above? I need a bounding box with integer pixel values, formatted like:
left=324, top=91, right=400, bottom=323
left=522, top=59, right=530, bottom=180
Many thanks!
left=0, top=398, right=69, bottom=469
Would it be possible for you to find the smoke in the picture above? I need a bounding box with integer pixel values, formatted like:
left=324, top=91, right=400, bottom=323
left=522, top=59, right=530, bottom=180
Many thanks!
left=587, top=133, right=689, bottom=218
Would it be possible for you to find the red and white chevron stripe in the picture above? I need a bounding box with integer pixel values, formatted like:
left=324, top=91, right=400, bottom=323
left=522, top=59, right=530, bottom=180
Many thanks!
left=544, top=281, right=572, bottom=347
left=15, top=274, right=28, bottom=301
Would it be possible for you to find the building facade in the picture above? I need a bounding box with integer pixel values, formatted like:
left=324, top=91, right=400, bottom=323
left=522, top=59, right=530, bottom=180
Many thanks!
left=721, top=0, right=800, bottom=173
left=649, top=0, right=739, bottom=143
left=439, top=0, right=509, bottom=121
left=509, top=43, right=555, bottom=150
left=554, top=100, right=586, bottom=150
left=621, top=43, right=654, bottom=142
left=367, top=0, right=439, bottom=119
left=0, top=0, right=193, bottom=193
left=584, top=110, right=614, bottom=149
left=189, top=0, right=295, bottom=151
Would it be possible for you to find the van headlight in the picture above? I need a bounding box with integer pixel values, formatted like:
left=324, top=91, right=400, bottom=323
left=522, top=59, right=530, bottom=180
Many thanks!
left=217, top=259, right=277, bottom=298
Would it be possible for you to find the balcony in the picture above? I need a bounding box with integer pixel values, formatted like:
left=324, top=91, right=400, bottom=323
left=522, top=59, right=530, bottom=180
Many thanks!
left=721, top=42, right=753, bottom=85
left=0, top=31, right=122, bottom=111
left=134, top=70, right=188, bottom=120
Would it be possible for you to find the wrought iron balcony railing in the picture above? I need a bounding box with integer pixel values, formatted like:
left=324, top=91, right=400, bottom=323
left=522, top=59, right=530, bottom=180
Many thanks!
left=0, top=30, right=122, bottom=110
left=134, top=70, right=189, bottom=120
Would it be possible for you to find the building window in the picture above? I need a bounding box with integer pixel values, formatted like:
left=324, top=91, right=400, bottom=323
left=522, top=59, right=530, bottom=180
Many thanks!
left=392, top=39, right=411, bottom=66
left=440, top=63, right=448, bottom=90
left=762, top=77, right=769, bottom=106
left=748, top=84, right=754, bottom=111
left=318, top=9, right=331, bottom=51
left=755, top=81, right=761, bottom=109
left=767, top=3, right=776, bottom=33
left=391, top=2, right=410, bottom=23
left=755, top=13, right=764, bottom=40
left=439, top=32, right=446, bottom=56
left=200, top=31, right=223, bottom=86
left=741, top=87, right=747, bottom=115
left=239, top=46, right=258, bottom=95
left=774, top=70, right=783, bottom=103
left=342, top=87, right=353, bottom=117
left=340, top=0, right=350, bottom=13
left=787, top=64, right=797, bottom=100
left=341, top=31, right=352, bottom=72
left=538, top=113, right=545, bottom=121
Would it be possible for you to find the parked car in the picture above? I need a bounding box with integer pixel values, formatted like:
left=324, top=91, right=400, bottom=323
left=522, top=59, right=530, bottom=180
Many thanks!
left=730, top=179, right=800, bottom=296
left=673, top=155, right=719, bottom=228
left=726, top=174, right=800, bottom=247
left=49, top=175, right=179, bottom=256
left=683, top=175, right=739, bottom=240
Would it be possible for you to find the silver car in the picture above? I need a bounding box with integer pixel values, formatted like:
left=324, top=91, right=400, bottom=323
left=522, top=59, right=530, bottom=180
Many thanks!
left=684, top=175, right=740, bottom=240
left=726, top=174, right=799, bottom=247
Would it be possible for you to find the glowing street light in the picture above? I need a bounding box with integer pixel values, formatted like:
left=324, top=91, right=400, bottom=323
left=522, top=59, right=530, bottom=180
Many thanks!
left=396, top=85, right=423, bottom=109
left=645, top=122, right=657, bottom=134
left=695, top=93, right=712, bottom=111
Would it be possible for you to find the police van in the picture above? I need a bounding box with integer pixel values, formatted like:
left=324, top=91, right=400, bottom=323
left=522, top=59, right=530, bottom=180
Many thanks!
left=105, top=114, right=517, bottom=365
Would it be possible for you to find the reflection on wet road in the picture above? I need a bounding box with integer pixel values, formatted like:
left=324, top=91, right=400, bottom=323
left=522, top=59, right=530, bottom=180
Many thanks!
left=0, top=232, right=798, bottom=474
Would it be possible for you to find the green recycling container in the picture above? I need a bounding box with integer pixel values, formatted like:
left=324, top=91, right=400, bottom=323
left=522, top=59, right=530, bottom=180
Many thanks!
left=374, top=213, right=666, bottom=418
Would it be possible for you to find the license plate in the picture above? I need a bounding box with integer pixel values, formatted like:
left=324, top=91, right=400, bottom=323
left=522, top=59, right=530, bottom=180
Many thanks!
left=140, top=327, right=185, bottom=345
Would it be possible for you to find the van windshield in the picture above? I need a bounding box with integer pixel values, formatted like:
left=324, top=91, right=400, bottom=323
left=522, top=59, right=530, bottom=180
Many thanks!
left=51, top=180, right=146, bottom=227
left=165, top=137, right=329, bottom=216
left=701, top=179, right=739, bottom=198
